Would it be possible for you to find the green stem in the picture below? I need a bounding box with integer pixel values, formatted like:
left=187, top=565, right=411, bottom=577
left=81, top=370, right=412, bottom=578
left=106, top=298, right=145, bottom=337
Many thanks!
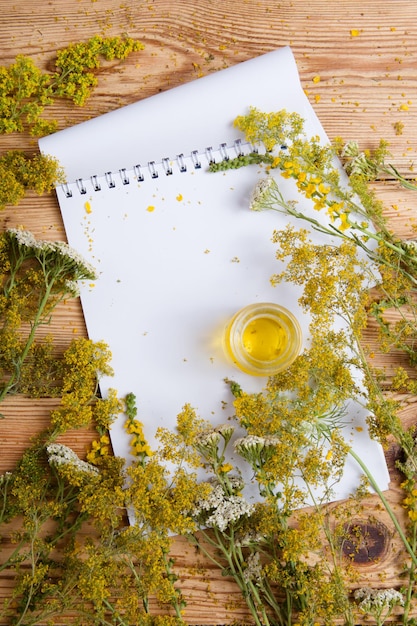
left=102, top=599, right=131, bottom=626
left=223, top=527, right=273, bottom=626
left=235, top=540, right=286, bottom=626
left=0, top=279, right=57, bottom=401
left=0, top=538, right=28, bottom=574
left=198, top=526, right=267, bottom=626
left=13, top=515, right=42, bottom=626
left=402, top=522, right=417, bottom=624
left=161, top=548, right=186, bottom=621
left=349, top=447, right=417, bottom=568
left=381, top=164, right=417, bottom=191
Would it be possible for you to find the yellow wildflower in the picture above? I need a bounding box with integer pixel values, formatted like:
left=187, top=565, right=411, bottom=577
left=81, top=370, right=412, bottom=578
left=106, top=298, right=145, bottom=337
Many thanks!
left=338, top=212, right=350, bottom=231
left=219, top=463, right=234, bottom=473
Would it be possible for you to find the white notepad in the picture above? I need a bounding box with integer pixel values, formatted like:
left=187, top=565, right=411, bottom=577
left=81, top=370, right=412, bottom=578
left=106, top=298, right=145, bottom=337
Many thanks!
left=39, top=46, right=390, bottom=503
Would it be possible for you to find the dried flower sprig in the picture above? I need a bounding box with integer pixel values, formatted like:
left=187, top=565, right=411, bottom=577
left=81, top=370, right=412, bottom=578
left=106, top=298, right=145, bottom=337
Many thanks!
left=156, top=395, right=356, bottom=626
left=0, top=36, right=144, bottom=136
left=0, top=150, right=65, bottom=210
left=0, top=228, right=97, bottom=404
left=210, top=106, right=417, bottom=624
left=1, top=382, right=202, bottom=624
left=211, top=108, right=417, bottom=291
left=0, top=37, right=144, bottom=212
left=341, top=139, right=417, bottom=191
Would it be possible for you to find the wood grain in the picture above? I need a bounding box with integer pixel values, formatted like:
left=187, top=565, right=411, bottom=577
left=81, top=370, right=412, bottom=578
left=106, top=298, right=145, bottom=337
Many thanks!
left=1, top=0, right=417, bottom=623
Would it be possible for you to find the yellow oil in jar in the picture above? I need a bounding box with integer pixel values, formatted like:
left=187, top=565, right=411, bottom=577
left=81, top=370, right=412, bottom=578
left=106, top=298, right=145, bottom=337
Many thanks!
left=222, top=303, right=302, bottom=376
left=241, top=316, right=287, bottom=362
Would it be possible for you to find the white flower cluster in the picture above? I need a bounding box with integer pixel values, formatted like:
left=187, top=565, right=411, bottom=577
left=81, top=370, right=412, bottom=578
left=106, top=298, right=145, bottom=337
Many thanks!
left=205, top=495, right=254, bottom=532
left=7, top=228, right=39, bottom=248
left=52, top=240, right=96, bottom=278
left=341, top=141, right=360, bottom=158
left=64, top=280, right=81, bottom=297
left=47, top=443, right=99, bottom=475
left=0, top=471, right=13, bottom=486
left=193, top=477, right=254, bottom=532
left=340, top=143, right=378, bottom=179
left=243, top=551, right=263, bottom=584
left=195, top=425, right=236, bottom=458
left=249, top=177, right=277, bottom=212
left=354, top=587, right=404, bottom=612
left=214, top=423, right=235, bottom=440
left=6, top=228, right=96, bottom=280
left=234, top=435, right=281, bottom=464
left=195, top=429, right=221, bottom=449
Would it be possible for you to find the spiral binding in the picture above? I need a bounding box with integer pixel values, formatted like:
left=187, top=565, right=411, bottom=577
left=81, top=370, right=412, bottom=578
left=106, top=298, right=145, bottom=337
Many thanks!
left=61, top=139, right=264, bottom=198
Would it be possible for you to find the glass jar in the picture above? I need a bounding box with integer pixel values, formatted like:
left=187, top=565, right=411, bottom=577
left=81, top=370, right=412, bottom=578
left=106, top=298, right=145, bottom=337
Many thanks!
left=223, top=302, right=302, bottom=376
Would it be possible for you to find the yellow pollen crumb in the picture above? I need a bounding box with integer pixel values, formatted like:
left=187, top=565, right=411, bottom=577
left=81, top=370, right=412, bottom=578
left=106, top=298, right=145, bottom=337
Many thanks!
left=393, top=121, right=404, bottom=135
left=399, top=103, right=409, bottom=111
left=355, top=426, right=364, bottom=432
left=312, top=75, right=320, bottom=83
left=314, top=94, right=321, bottom=103
left=146, top=205, right=155, bottom=212
left=176, top=193, right=183, bottom=201
left=84, top=201, right=92, bottom=214
left=350, top=29, right=361, bottom=37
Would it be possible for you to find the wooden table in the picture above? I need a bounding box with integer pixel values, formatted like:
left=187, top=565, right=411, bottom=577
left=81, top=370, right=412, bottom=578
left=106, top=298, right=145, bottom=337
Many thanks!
left=1, top=1, right=417, bottom=623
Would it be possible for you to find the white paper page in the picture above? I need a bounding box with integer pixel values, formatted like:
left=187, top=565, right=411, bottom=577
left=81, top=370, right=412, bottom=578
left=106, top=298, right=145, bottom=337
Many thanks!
left=40, top=47, right=390, bottom=504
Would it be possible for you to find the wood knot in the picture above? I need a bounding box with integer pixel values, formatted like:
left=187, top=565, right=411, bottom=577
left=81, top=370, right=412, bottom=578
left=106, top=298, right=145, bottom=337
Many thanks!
left=342, top=519, right=390, bottom=564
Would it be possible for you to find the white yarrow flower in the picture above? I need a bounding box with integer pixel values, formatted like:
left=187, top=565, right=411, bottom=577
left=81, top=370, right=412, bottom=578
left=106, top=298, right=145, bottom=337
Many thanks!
left=354, top=587, right=404, bottom=613
left=0, top=471, right=13, bottom=486
left=249, top=177, right=277, bottom=212
left=6, top=228, right=97, bottom=280
left=341, top=141, right=360, bottom=158
left=64, top=280, right=81, bottom=297
left=47, top=443, right=99, bottom=475
left=51, top=241, right=96, bottom=278
left=205, top=494, right=254, bottom=532
left=192, top=475, right=251, bottom=531
left=243, top=551, right=263, bottom=583
left=195, top=430, right=221, bottom=449
left=7, top=228, right=39, bottom=249
left=234, top=435, right=266, bottom=453
left=214, top=423, right=235, bottom=441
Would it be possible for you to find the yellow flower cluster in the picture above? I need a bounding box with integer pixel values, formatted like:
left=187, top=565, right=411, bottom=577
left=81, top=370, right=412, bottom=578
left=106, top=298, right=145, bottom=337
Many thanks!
left=129, top=425, right=154, bottom=457
left=51, top=338, right=114, bottom=433
left=86, top=434, right=112, bottom=463
left=0, top=36, right=144, bottom=136
left=234, top=106, right=304, bottom=151
left=0, top=151, right=64, bottom=210
left=402, top=481, right=417, bottom=522
left=124, top=397, right=153, bottom=461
